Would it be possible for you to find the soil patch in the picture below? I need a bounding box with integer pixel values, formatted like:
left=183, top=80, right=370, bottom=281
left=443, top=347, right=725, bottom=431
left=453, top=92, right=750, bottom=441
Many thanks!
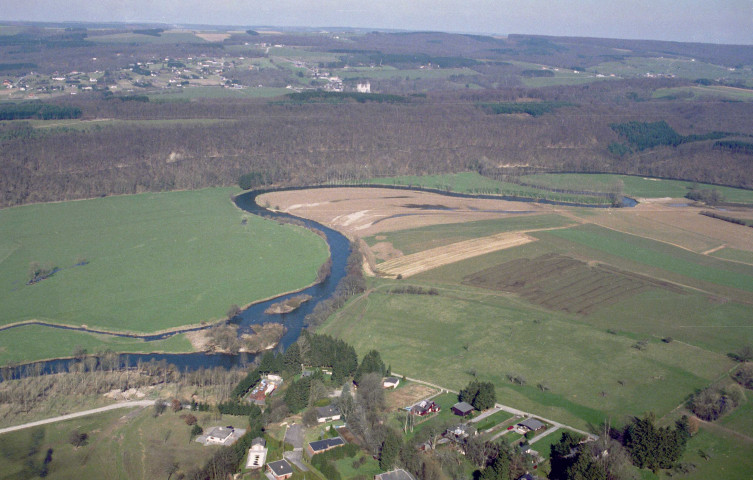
left=257, top=188, right=548, bottom=238
left=386, top=383, right=438, bottom=410
left=377, top=232, right=535, bottom=278
left=264, top=294, right=312, bottom=314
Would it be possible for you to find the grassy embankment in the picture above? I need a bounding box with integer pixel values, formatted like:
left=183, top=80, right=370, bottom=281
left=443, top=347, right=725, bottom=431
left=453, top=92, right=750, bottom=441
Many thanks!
left=0, top=407, right=249, bottom=480
left=0, top=187, right=328, bottom=363
left=359, top=172, right=614, bottom=205
left=321, top=215, right=750, bottom=430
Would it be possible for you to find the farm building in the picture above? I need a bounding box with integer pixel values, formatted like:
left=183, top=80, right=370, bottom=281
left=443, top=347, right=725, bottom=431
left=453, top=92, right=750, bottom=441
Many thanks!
left=307, top=436, right=345, bottom=456
left=196, top=426, right=246, bottom=446
left=451, top=401, right=474, bottom=417
left=316, top=405, right=341, bottom=423
left=383, top=376, right=400, bottom=389
left=267, top=459, right=294, bottom=480
left=411, top=400, right=440, bottom=416
left=517, top=418, right=545, bottom=433
left=375, top=468, right=417, bottom=480
left=245, top=437, right=267, bottom=469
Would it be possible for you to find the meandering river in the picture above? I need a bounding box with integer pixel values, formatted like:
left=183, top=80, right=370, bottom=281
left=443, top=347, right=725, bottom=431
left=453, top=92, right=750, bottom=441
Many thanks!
left=3, top=186, right=636, bottom=379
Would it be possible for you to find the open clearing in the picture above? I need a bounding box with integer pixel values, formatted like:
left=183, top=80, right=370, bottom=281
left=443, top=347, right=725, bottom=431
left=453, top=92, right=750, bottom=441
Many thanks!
left=376, top=232, right=535, bottom=278
left=0, top=188, right=328, bottom=336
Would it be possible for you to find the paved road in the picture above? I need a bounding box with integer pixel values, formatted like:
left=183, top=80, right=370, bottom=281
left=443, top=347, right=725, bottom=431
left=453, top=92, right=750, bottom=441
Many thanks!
left=0, top=400, right=155, bottom=435
left=393, top=372, right=596, bottom=441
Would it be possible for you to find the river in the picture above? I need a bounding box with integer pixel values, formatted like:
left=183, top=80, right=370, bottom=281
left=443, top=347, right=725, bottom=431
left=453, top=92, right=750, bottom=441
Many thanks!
left=2, top=185, right=636, bottom=379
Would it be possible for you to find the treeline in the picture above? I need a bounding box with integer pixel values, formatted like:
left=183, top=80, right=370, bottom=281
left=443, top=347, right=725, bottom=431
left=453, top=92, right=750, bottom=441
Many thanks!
left=714, top=140, right=753, bottom=154
left=700, top=210, right=753, bottom=227
left=281, top=90, right=411, bottom=104
left=550, top=414, right=692, bottom=479
left=480, top=101, right=571, bottom=116
left=304, top=241, right=366, bottom=328
left=4, top=84, right=753, bottom=207
left=610, top=120, right=732, bottom=151
left=0, top=102, right=82, bottom=120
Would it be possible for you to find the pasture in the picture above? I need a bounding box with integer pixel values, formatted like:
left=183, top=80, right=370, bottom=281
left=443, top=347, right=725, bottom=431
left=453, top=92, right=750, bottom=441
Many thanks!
left=518, top=173, right=753, bottom=203
left=0, top=408, right=247, bottom=480
left=320, top=286, right=731, bottom=429
left=0, top=188, right=328, bottom=335
left=0, top=325, right=192, bottom=365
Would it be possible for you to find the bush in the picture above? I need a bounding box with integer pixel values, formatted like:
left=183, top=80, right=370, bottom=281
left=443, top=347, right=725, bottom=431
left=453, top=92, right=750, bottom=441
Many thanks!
left=732, top=363, right=753, bottom=389
left=191, top=424, right=203, bottom=437
left=68, top=430, right=88, bottom=447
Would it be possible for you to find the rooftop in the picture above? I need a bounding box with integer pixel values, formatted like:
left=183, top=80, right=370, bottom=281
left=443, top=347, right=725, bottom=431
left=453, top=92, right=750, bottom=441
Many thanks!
left=309, top=436, right=345, bottom=453
left=519, top=418, right=545, bottom=431
left=268, top=459, right=293, bottom=476
left=452, top=401, right=474, bottom=413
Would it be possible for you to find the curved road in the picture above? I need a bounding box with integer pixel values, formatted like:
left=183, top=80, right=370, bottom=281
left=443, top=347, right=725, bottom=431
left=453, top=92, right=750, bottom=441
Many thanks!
left=0, top=400, right=155, bottom=435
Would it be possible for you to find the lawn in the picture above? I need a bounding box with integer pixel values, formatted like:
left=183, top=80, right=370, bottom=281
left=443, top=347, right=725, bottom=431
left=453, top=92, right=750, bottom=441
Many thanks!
left=518, top=173, right=753, bottom=203
left=0, top=325, right=192, bottom=364
left=719, top=398, right=753, bottom=438
left=0, top=188, right=329, bottom=335
left=365, top=214, right=572, bottom=256
left=0, top=407, right=246, bottom=480
left=320, top=287, right=731, bottom=429
left=473, top=410, right=514, bottom=432
left=710, top=247, right=753, bottom=265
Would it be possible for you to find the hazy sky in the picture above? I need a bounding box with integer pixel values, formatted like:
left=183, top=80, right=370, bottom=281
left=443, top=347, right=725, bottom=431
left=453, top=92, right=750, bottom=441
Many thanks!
left=4, top=0, right=753, bottom=45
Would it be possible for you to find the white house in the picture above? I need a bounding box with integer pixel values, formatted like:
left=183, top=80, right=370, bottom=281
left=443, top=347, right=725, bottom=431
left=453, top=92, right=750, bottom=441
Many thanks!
left=245, top=437, right=268, bottom=469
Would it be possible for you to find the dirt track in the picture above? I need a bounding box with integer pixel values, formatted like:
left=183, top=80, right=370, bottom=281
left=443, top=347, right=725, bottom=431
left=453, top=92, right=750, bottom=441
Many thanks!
left=376, top=232, right=535, bottom=278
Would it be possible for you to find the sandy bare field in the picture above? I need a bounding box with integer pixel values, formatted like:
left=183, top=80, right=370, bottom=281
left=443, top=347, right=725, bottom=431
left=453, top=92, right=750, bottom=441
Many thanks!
left=377, top=232, right=535, bottom=278
left=258, top=188, right=549, bottom=238
left=573, top=199, right=753, bottom=255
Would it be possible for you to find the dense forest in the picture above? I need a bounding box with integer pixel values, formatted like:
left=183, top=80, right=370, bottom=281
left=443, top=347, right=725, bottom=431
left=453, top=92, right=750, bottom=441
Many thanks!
left=2, top=25, right=753, bottom=207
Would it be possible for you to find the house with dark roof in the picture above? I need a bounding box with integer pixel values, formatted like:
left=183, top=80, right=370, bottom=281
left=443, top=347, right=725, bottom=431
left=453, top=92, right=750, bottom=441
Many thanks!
left=307, top=436, right=345, bottom=456
left=517, top=418, right=545, bottom=433
left=375, top=468, right=417, bottom=480
left=451, top=401, right=474, bottom=417
left=315, top=405, right=341, bottom=423
left=267, top=459, right=294, bottom=480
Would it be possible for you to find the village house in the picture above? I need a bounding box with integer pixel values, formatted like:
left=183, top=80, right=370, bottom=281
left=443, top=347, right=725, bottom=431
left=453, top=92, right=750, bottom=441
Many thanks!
left=383, top=376, right=400, bottom=389
left=375, top=469, right=417, bottom=480
left=307, top=436, right=345, bottom=456
left=316, top=405, right=341, bottom=423
left=267, top=459, right=294, bottom=480
left=444, top=424, right=477, bottom=442
left=517, top=418, right=546, bottom=434
left=411, top=400, right=441, bottom=416
left=245, top=437, right=268, bottom=469
left=451, top=401, right=474, bottom=417
left=196, top=426, right=246, bottom=446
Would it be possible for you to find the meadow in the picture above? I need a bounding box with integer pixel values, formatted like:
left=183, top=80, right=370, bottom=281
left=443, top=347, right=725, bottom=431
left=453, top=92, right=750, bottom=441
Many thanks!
left=518, top=173, right=753, bottom=203
left=0, top=188, right=328, bottom=335
left=0, top=408, right=247, bottom=480
left=362, top=172, right=611, bottom=204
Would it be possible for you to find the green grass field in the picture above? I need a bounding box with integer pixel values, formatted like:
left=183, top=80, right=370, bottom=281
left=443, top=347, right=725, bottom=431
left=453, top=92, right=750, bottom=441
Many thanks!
left=0, top=325, right=192, bottom=364
left=0, top=188, right=328, bottom=335
left=518, top=173, right=753, bottom=203
left=361, top=172, right=611, bottom=204
left=365, top=214, right=572, bottom=256
left=0, top=408, right=246, bottom=480
left=473, top=410, right=514, bottom=432
left=320, top=286, right=731, bottom=429
left=653, top=85, right=753, bottom=101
